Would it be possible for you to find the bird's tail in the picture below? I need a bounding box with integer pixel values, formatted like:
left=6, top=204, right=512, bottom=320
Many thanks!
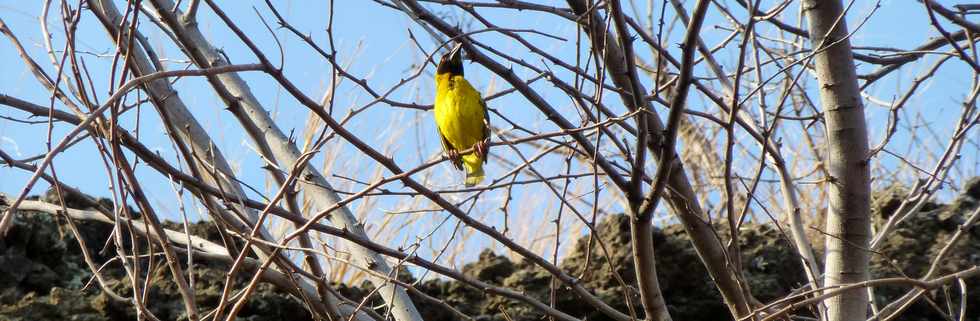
left=462, top=154, right=485, bottom=187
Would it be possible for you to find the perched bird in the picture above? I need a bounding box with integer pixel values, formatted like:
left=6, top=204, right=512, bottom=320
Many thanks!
left=434, top=43, right=490, bottom=186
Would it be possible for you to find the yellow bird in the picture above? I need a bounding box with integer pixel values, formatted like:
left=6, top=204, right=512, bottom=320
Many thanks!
left=434, top=43, right=490, bottom=186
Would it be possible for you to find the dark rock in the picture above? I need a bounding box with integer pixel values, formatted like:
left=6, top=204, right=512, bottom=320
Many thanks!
left=4, top=178, right=980, bottom=320
left=463, top=249, right=515, bottom=284
left=964, top=177, right=980, bottom=199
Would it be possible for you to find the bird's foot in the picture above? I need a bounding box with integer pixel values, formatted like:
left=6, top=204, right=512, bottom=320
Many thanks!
left=447, top=149, right=463, bottom=170
left=474, top=139, right=489, bottom=161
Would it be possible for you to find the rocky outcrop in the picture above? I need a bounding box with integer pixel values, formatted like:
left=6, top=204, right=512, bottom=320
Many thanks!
left=2, top=178, right=979, bottom=320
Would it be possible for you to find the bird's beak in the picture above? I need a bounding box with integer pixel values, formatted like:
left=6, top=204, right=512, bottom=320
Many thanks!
left=448, top=42, right=463, bottom=64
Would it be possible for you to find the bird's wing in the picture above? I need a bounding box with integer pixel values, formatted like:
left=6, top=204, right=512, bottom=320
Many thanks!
left=480, top=98, right=491, bottom=164
left=437, top=129, right=463, bottom=170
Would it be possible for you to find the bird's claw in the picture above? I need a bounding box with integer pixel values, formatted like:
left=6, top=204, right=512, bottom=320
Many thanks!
left=447, top=149, right=463, bottom=170
left=474, top=139, right=489, bottom=161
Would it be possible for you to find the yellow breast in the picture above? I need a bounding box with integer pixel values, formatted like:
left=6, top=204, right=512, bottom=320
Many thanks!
left=434, top=74, right=486, bottom=152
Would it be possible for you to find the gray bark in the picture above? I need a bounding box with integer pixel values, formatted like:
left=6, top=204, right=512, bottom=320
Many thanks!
left=566, top=0, right=751, bottom=318
left=87, top=0, right=268, bottom=247
left=138, top=1, right=423, bottom=320
left=87, top=1, right=352, bottom=318
left=802, top=1, right=873, bottom=321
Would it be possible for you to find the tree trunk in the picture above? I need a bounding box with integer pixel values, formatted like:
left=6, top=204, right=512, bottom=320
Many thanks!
left=802, top=1, right=873, bottom=321
left=137, top=1, right=424, bottom=320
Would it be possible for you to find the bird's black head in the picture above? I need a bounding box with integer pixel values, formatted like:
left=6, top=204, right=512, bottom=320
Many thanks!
left=436, top=43, right=464, bottom=76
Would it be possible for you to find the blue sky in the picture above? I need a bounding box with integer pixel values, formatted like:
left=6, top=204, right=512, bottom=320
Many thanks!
left=1, top=0, right=977, bottom=263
